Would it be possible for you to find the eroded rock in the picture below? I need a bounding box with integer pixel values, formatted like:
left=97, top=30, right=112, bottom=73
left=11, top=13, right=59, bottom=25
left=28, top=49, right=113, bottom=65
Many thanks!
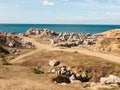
left=49, top=60, right=60, bottom=67
left=100, top=74, right=120, bottom=85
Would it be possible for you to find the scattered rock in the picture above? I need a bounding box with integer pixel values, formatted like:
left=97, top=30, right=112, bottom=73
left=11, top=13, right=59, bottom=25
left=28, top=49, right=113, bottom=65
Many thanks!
left=49, top=60, right=60, bottom=67
left=52, top=65, right=91, bottom=84
left=25, top=42, right=34, bottom=48
left=51, top=68, right=56, bottom=73
left=35, top=64, right=41, bottom=69
left=100, top=74, right=120, bottom=85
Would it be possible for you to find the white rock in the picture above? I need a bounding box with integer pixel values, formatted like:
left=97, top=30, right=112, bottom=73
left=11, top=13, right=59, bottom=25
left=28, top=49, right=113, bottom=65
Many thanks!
left=108, top=75, right=120, bottom=84
left=100, top=77, right=108, bottom=85
left=100, top=75, right=120, bottom=85
left=70, top=74, right=76, bottom=82
left=51, top=69, right=56, bottom=73
left=49, top=60, right=60, bottom=67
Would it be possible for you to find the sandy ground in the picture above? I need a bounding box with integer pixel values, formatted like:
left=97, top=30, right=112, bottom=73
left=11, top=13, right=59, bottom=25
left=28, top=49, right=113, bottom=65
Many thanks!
left=11, top=36, right=120, bottom=64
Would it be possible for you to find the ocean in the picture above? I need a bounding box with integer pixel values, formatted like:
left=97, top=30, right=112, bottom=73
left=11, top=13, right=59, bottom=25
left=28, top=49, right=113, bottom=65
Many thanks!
left=0, top=24, right=120, bottom=34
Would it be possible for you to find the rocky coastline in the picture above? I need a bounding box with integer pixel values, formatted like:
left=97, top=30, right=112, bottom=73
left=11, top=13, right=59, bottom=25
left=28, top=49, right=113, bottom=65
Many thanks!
left=23, top=28, right=120, bottom=55
left=0, top=28, right=120, bottom=90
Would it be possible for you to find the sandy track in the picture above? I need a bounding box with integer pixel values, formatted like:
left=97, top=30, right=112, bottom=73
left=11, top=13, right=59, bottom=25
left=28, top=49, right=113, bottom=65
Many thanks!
left=11, top=37, right=120, bottom=63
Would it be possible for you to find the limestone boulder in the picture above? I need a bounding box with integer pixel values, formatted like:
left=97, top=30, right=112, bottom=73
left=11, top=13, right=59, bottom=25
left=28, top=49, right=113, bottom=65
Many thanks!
left=49, top=60, right=60, bottom=67
left=100, top=75, right=120, bottom=85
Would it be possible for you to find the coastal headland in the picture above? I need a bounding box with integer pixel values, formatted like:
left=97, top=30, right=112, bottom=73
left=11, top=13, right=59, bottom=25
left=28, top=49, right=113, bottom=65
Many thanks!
left=0, top=28, right=120, bottom=90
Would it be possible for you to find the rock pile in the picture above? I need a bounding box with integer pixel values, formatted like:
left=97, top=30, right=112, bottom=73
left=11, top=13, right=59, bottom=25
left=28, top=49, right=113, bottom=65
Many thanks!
left=50, top=32, right=96, bottom=47
left=9, top=49, right=21, bottom=55
left=25, top=28, right=58, bottom=39
left=25, top=28, right=97, bottom=47
left=0, top=35, right=22, bottom=48
left=25, top=28, right=120, bottom=55
left=51, top=65, right=120, bottom=89
left=51, top=66, right=91, bottom=84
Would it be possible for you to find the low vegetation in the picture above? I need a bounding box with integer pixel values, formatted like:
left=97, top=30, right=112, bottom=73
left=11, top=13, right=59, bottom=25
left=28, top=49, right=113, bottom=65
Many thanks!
left=32, top=68, right=44, bottom=74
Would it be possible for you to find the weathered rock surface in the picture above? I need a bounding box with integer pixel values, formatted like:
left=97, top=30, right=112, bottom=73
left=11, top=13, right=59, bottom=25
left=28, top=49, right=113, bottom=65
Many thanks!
left=24, top=42, right=35, bottom=48
left=100, top=74, right=120, bottom=85
left=25, top=28, right=96, bottom=48
left=52, top=65, right=91, bottom=84
left=49, top=60, right=60, bottom=67
left=0, top=35, right=22, bottom=48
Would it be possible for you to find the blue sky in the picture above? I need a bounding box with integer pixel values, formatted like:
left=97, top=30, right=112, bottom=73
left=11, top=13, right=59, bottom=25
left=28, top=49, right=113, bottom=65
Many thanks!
left=0, top=0, right=120, bottom=24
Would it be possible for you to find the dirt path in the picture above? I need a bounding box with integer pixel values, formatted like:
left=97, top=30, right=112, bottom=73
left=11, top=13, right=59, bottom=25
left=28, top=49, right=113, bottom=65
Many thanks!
left=11, top=37, right=120, bottom=63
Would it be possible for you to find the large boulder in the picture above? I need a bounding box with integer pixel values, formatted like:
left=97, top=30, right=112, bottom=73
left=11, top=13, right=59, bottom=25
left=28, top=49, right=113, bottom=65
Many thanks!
left=100, top=75, right=120, bottom=85
left=25, top=42, right=34, bottom=48
left=49, top=60, right=60, bottom=67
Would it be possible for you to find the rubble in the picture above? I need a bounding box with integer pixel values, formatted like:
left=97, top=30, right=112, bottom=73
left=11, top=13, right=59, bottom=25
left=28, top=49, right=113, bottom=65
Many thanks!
left=25, top=28, right=97, bottom=48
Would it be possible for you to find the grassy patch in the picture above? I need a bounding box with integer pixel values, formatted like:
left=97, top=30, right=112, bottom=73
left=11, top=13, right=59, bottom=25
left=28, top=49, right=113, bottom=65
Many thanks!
left=32, top=68, right=44, bottom=74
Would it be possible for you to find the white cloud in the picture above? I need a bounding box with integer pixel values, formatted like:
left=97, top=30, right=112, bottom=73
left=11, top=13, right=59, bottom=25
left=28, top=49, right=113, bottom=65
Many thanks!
left=43, top=0, right=54, bottom=6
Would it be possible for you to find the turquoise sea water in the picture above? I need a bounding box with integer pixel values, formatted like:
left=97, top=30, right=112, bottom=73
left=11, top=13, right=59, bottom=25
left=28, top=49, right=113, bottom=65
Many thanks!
left=0, top=24, right=120, bottom=34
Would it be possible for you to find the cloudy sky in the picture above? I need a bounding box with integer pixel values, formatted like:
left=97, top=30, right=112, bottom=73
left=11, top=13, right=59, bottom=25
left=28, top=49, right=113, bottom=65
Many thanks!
left=0, top=0, right=120, bottom=24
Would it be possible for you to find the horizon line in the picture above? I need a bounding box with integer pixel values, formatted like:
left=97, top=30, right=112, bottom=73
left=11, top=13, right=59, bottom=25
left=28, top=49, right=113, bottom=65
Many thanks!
left=0, top=23, right=120, bottom=25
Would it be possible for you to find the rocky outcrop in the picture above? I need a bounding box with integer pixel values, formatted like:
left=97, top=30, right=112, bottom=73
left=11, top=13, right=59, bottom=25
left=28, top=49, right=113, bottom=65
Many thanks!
left=50, top=32, right=96, bottom=47
left=52, top=66, right=91, bottom=84
left=25, top=28, right=58, bottom=39
left=25, top=28, right=120, bottom=55
left=0, top=35, right=22, bottom=48
left=25, top=28, right=97, bottom=48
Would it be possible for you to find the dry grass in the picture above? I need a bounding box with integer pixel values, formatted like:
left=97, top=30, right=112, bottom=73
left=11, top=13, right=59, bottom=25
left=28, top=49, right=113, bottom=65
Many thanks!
left=0, top=65, right=86, bottom=90
left=96, top=37, right=120, bottom=55
left=1, top=50, right=120, bottom=90
left=17, top=50, right=120, bottom=82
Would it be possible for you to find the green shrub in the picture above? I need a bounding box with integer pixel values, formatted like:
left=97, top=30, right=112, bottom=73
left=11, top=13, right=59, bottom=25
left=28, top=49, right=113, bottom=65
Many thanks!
left=32, top=68, right=44, bottom=74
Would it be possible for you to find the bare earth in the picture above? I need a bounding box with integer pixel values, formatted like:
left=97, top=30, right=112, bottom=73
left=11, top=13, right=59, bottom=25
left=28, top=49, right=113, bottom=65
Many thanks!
left=11, top=37, right=120, bottom=64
